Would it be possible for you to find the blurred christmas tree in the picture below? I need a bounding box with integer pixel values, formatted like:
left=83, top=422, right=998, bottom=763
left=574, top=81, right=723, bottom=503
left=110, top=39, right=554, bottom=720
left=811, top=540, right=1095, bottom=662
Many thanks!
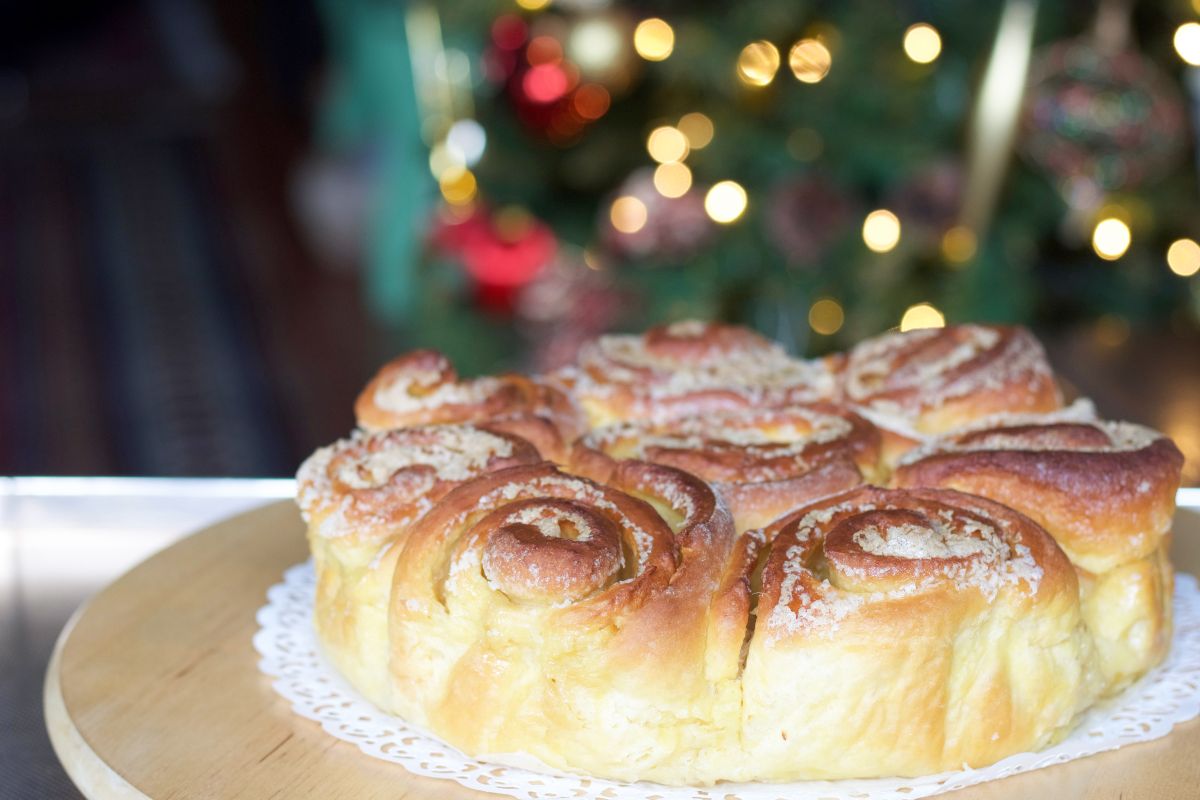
left=312, top=0, right=1200, bottom=373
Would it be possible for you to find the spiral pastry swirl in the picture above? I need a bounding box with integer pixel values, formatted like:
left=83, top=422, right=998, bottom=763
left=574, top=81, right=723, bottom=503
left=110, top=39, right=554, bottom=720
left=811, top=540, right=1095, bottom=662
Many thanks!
left=573, top=403, right=882, bottom=532
left=296, top=424, right=542, bottom=700
left=383, top=460, right=744, bottom=782
left=838, top=325, right=1062, bottom=459
left=552, top=320, right=837, bottom=426
left=734, top=486, right=1097, bottom=779
left=894, top=418, right=1184, bottom=691
left=355, top=349, right=585, bottom=460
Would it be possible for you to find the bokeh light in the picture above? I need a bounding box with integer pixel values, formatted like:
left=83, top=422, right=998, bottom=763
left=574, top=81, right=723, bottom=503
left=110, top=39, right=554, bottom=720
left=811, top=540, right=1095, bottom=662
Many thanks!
left=1092, top=218, right=1131, bottom=260
left=573, top=84, right=611, bottom=119
left=737, top=41, right=780, bottom=87
left=439, top=167, right=477, bottom=205
left=634, top=18, right=675, bottom=61
left=788, top=39, right=832, bottom=83
left=808, top=298, right=845, bottom=335
left=568, top=17, right=623, bottom=74
left=1167, top=238, right=1200, bottom=277
left=903, top=23, right=942, bottom=64
left=1175, top=22, right=1200, bottom=66
left=523, top=63, right=570, bottom=103
left=900, top=303, right=945, bottom=331
left=653, top=162, right=692, bottom=198
left=862, top=209, right=902, bottom=253
left=941, top=225, right=977, bottom=263
left=704, top=181, right=748, bottom=223
left=526, top=35, right=563, bottom=65
left=610, top=195, right=648, bottom=233
left=445, top=119, right=486, bottom=167
left=787, top=128, right=823, bottom=161
left=678, top=112, right=714, bottom=149
left=646, top=126, right=689, bottom=163
left=515, top=0, right=551, bottom=10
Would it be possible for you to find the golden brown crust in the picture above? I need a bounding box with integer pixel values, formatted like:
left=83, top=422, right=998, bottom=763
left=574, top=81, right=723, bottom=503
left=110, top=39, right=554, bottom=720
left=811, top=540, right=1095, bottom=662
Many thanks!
left=892, top=419, right=1184, bottom=691
left=296, top=321, right=1184, bottom=784
left=355, top=349, right=585, bottom=460
left=381, top=461, right=746, bottom=782
left=551, top=320, right=837, bottom=426
left=739, top=486, right=1096, bottom=778
left=893, top=420, right=1183, bottom=570
left=572, top=403, right=881, bottom=531
left=839, top=324, right=1063, bottom=437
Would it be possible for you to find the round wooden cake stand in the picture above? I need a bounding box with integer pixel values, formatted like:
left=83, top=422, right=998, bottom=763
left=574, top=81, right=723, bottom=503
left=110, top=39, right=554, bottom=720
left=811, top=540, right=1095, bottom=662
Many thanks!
left=46, top=501, right=1200, bottom=799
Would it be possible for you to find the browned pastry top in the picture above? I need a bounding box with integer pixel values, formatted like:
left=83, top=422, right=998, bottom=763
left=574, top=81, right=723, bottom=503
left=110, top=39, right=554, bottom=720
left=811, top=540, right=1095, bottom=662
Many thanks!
left=839, top=324, right=1062, bottom=433
left=354, top=349, right=584, bottom=458
left=893, top=419, right=1184, bottom=569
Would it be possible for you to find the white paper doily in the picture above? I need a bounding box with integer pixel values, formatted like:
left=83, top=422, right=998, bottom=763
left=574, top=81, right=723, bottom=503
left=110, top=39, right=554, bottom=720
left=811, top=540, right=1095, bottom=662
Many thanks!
left=253, top=565, right=1200, bottom=800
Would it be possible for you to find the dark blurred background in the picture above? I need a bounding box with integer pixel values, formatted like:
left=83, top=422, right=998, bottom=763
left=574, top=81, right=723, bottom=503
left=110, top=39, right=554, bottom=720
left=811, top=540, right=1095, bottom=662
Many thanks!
left=2, top=0, right=1198, bottom=483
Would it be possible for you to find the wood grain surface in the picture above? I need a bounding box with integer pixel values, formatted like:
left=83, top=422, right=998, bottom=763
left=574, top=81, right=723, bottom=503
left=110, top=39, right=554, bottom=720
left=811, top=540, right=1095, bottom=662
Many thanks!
left=45, top=501, right=1200, bottom=799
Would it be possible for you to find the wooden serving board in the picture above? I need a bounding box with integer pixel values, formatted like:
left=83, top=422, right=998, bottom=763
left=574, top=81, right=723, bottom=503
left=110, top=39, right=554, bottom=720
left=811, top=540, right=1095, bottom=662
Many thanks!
left=46, top=501, right=1200, bottom=800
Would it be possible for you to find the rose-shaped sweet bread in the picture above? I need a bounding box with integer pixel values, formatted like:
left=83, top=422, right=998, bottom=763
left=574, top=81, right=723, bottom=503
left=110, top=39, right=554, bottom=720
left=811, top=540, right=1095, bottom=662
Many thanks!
left=838, top=324, right=1062, bottom=463
left=383, top=460, right=744, bottom=784
left=296, top=424, right=542, bottom=699
left=355, top=349, right=585, bottom=461
left=893, top=418, right=1184, bottom=691
left=552, top=320, right=837, bottom=427
left=572, top=403, right=882, bottom=532
left=732, top=486, right=1098, bottom=780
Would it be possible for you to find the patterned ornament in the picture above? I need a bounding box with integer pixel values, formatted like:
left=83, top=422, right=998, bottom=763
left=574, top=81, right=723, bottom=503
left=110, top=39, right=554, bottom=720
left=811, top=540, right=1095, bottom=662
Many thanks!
left=1021, top=39, right=1186, bottom=193
left=885, top=161, right=964, bottom=243
left=602, top=168, right=715, bottom=261
left=765, top=173, right=858, bottom=266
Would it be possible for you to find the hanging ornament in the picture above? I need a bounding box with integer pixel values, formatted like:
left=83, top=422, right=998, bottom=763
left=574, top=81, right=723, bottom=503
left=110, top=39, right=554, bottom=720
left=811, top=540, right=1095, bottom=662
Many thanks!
left=885, top=161, right=965, bottom=245
left=765, top=173, right=859, bottom=267
left=601, top=168, right=715, bottom=261
left=1021, top=40, right=1187, bottom=196
left=517, top=251, right=629, bottom=372
left=431, top=205, right=556, bottom=313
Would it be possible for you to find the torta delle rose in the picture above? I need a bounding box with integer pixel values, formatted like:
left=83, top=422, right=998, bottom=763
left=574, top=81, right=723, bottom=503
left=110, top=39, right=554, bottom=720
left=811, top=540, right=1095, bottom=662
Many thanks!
left=296, top=320, right=1185, bottom=785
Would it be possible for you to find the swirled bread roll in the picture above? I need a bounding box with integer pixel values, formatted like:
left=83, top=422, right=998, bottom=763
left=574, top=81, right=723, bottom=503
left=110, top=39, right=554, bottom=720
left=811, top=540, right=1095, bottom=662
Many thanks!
left=383, top=461, right=743, bottom=784
left=296, top=425, right=542, bottom=700
left=355, top=349, right=585, bottom=461
left=572, top=403, right=882, bottom=532
left=552, top=320, right=836, bottom=427
left=734, top=486, right=1100, bottom=779
left=893, top=419, right=1184, bottom=691
left=838, top=325, right=1063, bottom=463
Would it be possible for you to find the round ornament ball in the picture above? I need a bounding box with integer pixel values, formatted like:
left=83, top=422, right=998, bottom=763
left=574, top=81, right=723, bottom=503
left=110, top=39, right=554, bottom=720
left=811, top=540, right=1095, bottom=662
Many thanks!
left=1021, top=39, right=1186, bottom=193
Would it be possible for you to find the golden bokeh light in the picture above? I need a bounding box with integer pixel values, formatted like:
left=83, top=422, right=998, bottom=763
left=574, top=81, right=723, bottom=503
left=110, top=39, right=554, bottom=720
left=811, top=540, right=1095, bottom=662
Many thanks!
left=1093, top=314, right=1130, bottom=348
left=737, top=41, right=781, bottom=87
left=786, top=128, right=823, bottom=161
left=678, top=112, right=714, bottom=149
left=808, top=298, right=845, bottom=335
left=903, top=23, right=942, bottom=64
left=634, top=18, right=675, bottom=62
left=646, top=125, right=689, bottom=163
left=653, top=162, right=692, bottom=198
left=1092, top=217, right=1131, bottom=260
left=862, top=209, right=902, bottom=253
left=429, top=142, right=464, bottom=180
left=704, top=180, right=748, bottom=223
left=515, top=0, right=551, bottom=10
left=941, top=225, right=977, bottom=264
left=788, top=39, right=832, bottom=83
left=1167, top=238, right=1200, bottom=277
left=439, top=167, right=477, bottom=205
left=900, top=303, right=946, bottom=332
left=610, top=195, right=648, bottom=234
left=1175, top=22, right=1200, bottom=66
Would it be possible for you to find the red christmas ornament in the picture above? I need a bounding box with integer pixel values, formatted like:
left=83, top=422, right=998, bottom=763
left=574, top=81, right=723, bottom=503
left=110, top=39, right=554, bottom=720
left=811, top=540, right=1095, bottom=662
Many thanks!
left=460, top=209, right=557, bottom=312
